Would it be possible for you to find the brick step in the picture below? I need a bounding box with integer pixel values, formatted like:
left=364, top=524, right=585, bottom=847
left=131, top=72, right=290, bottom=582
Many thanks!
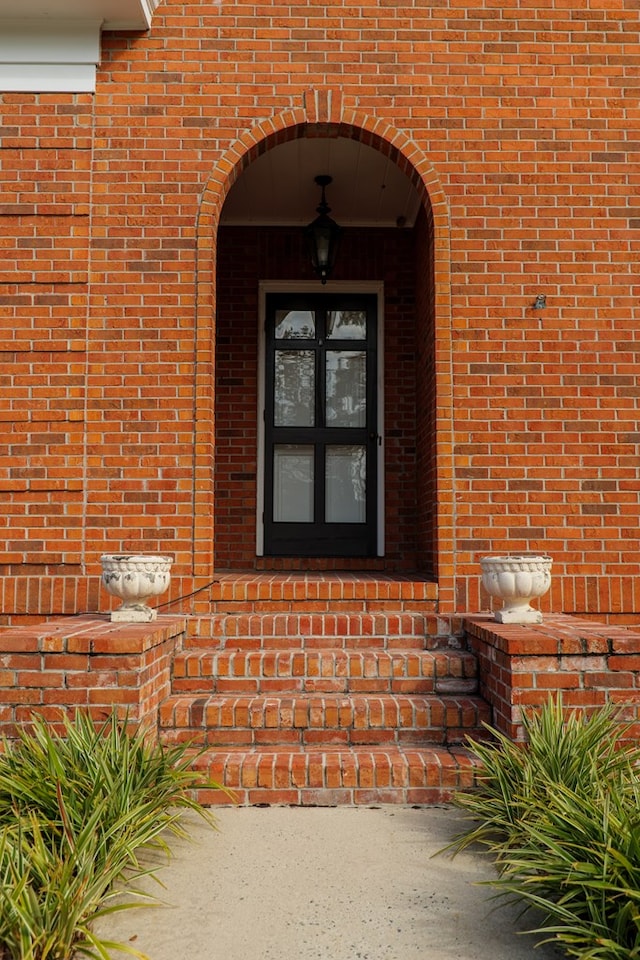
left=204, top=574, right=440, bottom=614
left=171, top=649, right=479, bottom=696
left=159, top=693, right=490, bottom=746
left=186, top=744, right=482, bottom=806
left=185, top=612, right=457, bottom=650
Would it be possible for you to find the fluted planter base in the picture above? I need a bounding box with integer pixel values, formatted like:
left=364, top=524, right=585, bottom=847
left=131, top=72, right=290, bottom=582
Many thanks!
left=494, top=605, right=543, bottom=625
left=111, top=606, right=158, bottom=623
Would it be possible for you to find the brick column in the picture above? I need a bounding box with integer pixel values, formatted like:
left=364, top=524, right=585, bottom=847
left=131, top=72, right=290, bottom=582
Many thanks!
left=0, top=614, right=187, bottom=735
left=464, top=614, right=640, bottom=741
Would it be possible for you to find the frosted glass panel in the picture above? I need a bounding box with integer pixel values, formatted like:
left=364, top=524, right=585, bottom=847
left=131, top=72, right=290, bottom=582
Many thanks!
left=274, top=350, right=315, bottom=426
left=327, top=310, right=367, bottom=340
left=275, top=310, right=315, bottom=339
left=326, top=445, right=366, bottom=523
left=273, top=445, right=314, bottom=522
left=326, top=351, right=366, bottom=427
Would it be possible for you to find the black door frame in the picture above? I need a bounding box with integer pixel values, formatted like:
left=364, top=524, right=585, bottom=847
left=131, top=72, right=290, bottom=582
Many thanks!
left=257, top=283, right=385, bottom=559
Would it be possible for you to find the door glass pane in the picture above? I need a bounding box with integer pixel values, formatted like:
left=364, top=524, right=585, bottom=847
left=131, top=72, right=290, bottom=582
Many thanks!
left=327, top=310, right=367, bottom=340
left=273, top=445, right=314, bottom=522
left=326, top=351, right=366, bottom=427
left=326, top=445, right=366, bottom=523
left=275, top=309, right=315, bottom=339
left=274, top=350, right=315, bottom=426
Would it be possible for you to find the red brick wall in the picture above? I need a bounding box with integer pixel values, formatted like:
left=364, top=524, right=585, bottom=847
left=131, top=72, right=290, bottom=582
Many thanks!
left=1, top=0, right=640, bottom=622
left=0, top=94, right=91, bottom=576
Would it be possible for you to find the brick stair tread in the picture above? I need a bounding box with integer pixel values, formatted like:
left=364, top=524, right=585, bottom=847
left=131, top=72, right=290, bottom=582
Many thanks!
left=161, top=691, right=489, bottom=723
left=185, top=612, right=455, bottom=650
left=159, top=692, right=490, bottom=745
left=207, top=574, right=439, bottom=604
left=185, top=743, right=483, bottom=806
left=172, top=648, right=479, bottom=695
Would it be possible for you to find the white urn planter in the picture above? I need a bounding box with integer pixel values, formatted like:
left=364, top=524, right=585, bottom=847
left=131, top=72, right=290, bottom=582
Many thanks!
left=100, top=555, right=173, bottom=622
left=480, top=555, right=552, bottom=624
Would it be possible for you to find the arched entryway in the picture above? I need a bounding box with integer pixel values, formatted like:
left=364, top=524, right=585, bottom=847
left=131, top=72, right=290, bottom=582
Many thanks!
left=195, top=106, right=452, bottom=593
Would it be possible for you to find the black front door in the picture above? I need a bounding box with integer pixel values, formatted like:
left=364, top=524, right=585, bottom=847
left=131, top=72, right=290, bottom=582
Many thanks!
left=264, top=293, right=378, bottom=557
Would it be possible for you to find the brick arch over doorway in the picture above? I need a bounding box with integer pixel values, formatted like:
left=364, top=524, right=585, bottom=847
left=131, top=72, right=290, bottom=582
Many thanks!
left=195, top=100, right=454, bottom=599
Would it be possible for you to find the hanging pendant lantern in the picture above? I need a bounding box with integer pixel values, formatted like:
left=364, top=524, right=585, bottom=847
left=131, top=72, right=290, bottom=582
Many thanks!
left=304, top=175, right=342, bottom=284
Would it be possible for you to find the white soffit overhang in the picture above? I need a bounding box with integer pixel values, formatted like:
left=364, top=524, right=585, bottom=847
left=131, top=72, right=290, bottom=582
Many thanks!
left=0, top=1, right=157, bottom=92
left=0, top=0, right=157, bottom=31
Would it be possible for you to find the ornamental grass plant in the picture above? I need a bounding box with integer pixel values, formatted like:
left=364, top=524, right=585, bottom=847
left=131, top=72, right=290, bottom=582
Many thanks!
left=0, top=711, right=220, bottom=960
left=0, top=806, right=152, bottom=960
left=447, top=697, right=640, bottom=959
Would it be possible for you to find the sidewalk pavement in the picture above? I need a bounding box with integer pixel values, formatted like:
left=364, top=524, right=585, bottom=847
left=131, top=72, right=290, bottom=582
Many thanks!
left=100, top=806, right=564, bottom=960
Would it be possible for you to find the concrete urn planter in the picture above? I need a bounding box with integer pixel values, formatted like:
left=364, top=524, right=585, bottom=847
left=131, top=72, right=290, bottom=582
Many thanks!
left=100, top=554, right=173, bottom=622
left=480, top=555, right=552, bottom=624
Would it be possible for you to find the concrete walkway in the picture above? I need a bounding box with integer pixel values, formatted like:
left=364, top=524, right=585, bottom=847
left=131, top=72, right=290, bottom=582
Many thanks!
left=101, top=806, right=563, bottom=960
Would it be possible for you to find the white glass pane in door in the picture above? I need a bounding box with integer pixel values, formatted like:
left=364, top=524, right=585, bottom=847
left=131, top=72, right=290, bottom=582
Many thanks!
left=325, top=351, right=366, bottom=427
left=273, top=445, right=314, bottom=522
left=325, top=445, right=366, bottom=523
left=274, top=350, right=315, bottom=426
left=327, top=310, right=367, bottom=340
left=275, top=310, right=315, bottom=339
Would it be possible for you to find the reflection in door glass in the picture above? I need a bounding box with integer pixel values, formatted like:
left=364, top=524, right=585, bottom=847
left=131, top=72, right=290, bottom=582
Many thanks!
left=274, top=350, right=315, bottom=426
left=273, top=445, right=314, bottom=522
left=326, top=446, right=366, bottom=523
left=327, top=310, right=366, bottom=340
left=275, top=310, right=315, bottom=339
left=326, top=351, right=366, bottom=427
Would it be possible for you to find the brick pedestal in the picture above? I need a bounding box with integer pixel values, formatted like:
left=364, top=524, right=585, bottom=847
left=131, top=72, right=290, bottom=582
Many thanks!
left=0, top=614, right=186, bottom=735
left=464, top=614, right=640, bottom=741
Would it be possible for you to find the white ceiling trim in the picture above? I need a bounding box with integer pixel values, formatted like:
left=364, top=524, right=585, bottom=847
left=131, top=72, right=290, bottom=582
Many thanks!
left=0, top=20, right=101, bottom=92
left=0, top=3, right=156, bottom=91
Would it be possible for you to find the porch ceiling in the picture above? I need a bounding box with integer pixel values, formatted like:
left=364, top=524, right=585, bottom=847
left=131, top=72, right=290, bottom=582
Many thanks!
left=220, top=137, right=423, bottom=229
